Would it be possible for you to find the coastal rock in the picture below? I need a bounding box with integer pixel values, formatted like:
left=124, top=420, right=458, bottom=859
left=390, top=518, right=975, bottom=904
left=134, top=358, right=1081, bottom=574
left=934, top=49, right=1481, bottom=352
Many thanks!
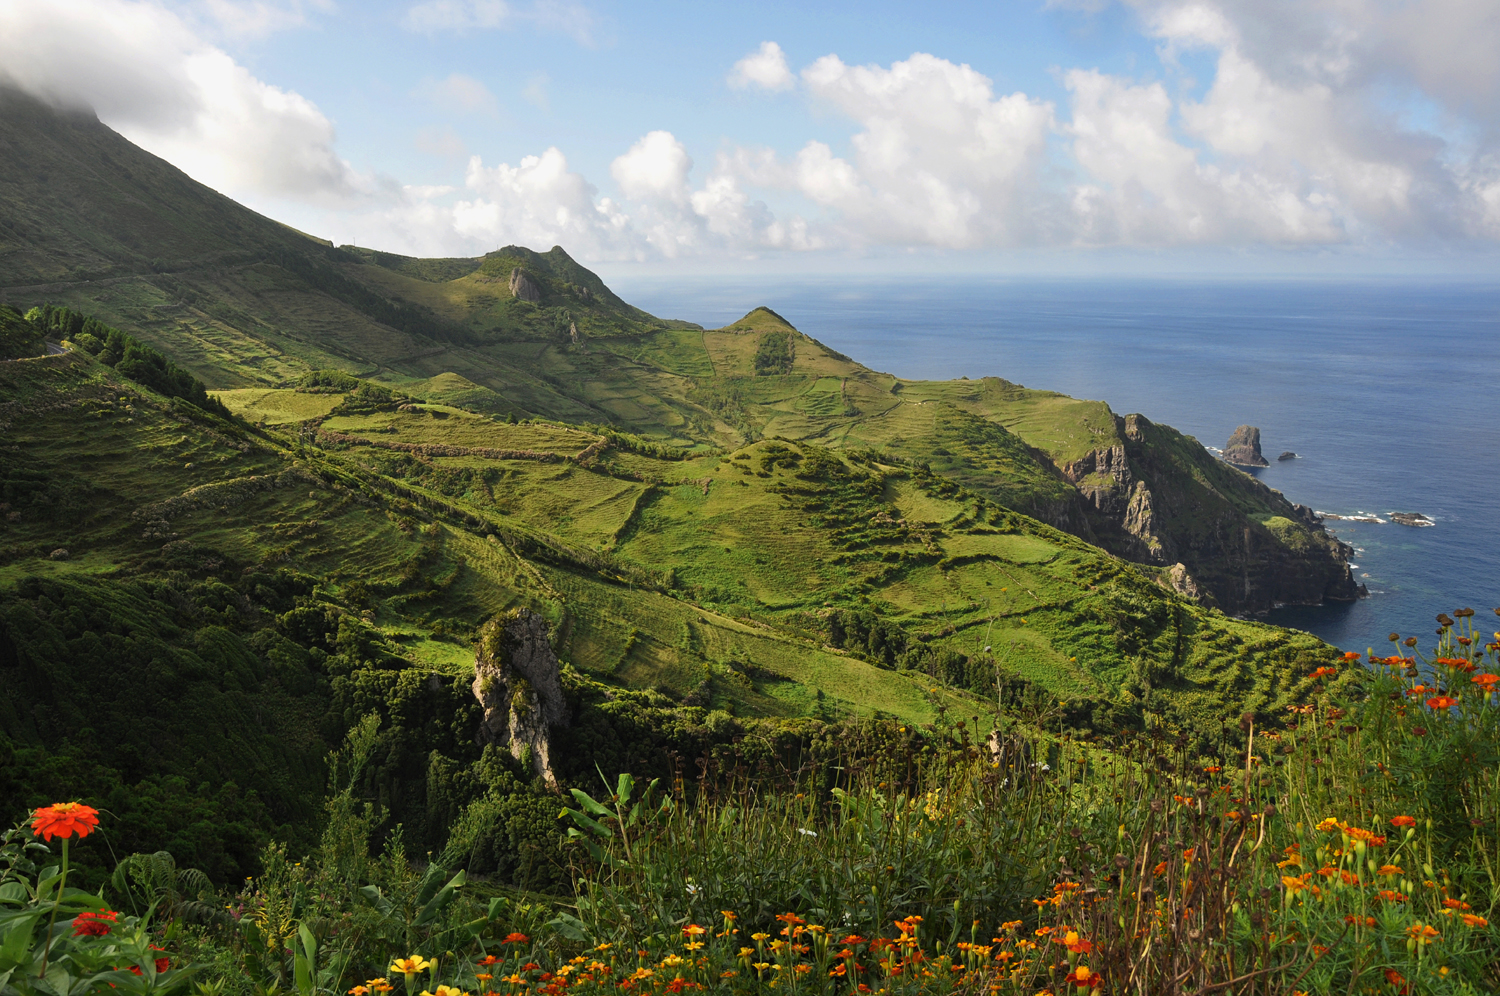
left=508, top=267, right=542, bottom=303
left=471, top=608, right=570, bottom=787
left=1278, top=451, right=1298, bottom=461
left=1390, top=512, right=1434, bottom=527
left=1223, top=425, right=1269, bottom=468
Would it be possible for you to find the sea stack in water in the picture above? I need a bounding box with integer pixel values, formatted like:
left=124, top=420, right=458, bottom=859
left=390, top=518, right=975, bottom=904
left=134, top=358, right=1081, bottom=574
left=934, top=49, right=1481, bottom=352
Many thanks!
left=1278, top=451, right=1298, bottom=461
left=1223, top=425, right=1269, bottom=468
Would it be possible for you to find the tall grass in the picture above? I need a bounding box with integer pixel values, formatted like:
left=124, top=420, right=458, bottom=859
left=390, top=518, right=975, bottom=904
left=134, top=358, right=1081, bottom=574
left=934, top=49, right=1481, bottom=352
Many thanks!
left=5, top=611, right=1499, bottom=995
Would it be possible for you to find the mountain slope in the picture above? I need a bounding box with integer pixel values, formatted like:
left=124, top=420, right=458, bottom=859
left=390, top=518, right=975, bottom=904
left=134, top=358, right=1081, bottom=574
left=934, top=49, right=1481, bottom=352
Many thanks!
left=0, top=87, right=1358, bottom=615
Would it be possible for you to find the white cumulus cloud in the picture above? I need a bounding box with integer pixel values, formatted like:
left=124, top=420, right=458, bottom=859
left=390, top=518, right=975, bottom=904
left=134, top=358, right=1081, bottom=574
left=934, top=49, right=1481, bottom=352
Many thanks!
left=0, top=0, right=370, bottom=204
left=728, top=41, right=795, bottom=92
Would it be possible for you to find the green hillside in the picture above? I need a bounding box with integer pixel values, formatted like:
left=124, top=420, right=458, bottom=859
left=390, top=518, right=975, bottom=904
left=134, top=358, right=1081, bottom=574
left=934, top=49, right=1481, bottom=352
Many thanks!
left=0, top=84, right=1360, bottom=616
left=0, top=335, right=1348, bottom=877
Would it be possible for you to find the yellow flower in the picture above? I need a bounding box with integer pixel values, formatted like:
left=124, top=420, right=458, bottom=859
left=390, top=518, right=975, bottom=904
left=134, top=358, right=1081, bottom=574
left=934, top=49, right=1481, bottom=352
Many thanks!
left=391, top=957, right=433, bottom=977
left=751, top=932, right=770, bottom=942
left=1315, top=817, right=1343, bottom=833
left=421, top=988, right=469, bottom=996
left=738, top=948, right=756, bottom=958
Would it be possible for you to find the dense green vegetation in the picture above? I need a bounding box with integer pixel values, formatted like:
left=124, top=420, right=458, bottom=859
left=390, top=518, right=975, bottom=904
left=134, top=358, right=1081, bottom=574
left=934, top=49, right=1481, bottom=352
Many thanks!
left=23, top=304, right=229, bottom=415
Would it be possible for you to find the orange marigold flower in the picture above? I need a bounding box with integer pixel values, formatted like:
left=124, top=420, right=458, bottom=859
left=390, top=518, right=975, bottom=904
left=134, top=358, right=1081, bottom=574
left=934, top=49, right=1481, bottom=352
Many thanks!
left=1461, top=913, right=1489, bottom=928
left=1427, top=695, right=1459, bottom=710
left=1369, top=835, right=1387, bottom=846
left=1064, top=965, right=1101, bottom=989
left=1390, top=815, right=1417, bottom=828
left=31, top=802, right=100, bottom=841
left=1377, top=865, right=1403, bottom=876
left=1385, top=968, right=1409, bottom=993
left=1377, top=890, right=1408, bottom=902
left=1315, top=817, right=1343, bottom=832
left=682, top=924, right=707, bottom=937
left=1473, top=674, right=1499, bottom=688
left=502, top=933, right=529, bottom=945
left=73, top=911, right=118, bottom=936
left=1152, top=861, right=1168, bottom=875
left=1341, top=652, right=1361, bottom=661
left=476, top=957, right=499, bottom=967
left=1443, top=898, right=1472, bottom=910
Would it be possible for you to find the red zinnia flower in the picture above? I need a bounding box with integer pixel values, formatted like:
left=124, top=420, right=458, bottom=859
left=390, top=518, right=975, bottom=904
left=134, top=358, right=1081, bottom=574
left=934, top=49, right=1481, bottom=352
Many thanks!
left=31, top=802, right=100, bottom=841
left=73, top=911, right=118, bottom=936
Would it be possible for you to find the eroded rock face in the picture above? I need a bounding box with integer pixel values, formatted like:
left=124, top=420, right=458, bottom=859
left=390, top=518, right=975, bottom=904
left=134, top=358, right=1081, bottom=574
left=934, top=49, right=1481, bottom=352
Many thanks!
left=1052, top=413, right=1359, bottom=615
left=1223, top=425, right=1269, bottom=468
left=508, top=268, right=542, bottom=303
left=471, top=609, right=569, bottom=787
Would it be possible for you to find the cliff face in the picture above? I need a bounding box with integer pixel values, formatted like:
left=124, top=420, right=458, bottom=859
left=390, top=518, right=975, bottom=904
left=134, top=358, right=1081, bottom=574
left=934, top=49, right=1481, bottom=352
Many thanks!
left=1059, top=414, right=1360, bottom=615
left=471, top=609, right=570, bottom=787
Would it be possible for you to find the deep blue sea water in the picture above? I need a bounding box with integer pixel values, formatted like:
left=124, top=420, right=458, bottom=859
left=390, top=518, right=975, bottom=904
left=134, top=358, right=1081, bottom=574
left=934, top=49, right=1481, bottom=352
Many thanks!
left=608, top=276, right=1500, bottom=654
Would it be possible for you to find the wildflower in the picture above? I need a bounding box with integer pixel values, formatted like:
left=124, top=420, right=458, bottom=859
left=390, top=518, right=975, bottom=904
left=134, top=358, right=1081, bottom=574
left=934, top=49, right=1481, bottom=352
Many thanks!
left=1152, top=861, right=1168, bottom=875
left=367, top=980, right=393, bottom=993
left=1377, top=890, right=1408, bottom=902
left=474, top=976, right=491, bottom=983
left=350, top=988, right=371, bottom=995
left=1370, top=836, right=1388, bottom=846
left=1063, top=933, right=1092, bottom=955
left=390, top=957, right=434, bottom=976
left=1384, top=969, right=1409, bottom=994
left=750, top=933, right=769, bottom=942
left=30, top=802, right=100, bottom=841
left=682, top=924, right=706, bottom=937
left=797, top=828, right=817, bottom=837
left=1282, top=875, right=1311, bottom=893
left=1461, top=914, right=1489, bottom=928
left=1405, top=924, right=1441, bottom=945
left=1474, top=673, right=1499, bottom=689
left=503, top=933, right=530, bottom=945
left=1390, top=815, right=1417, bottom=828
left=1309, top=667, right=1338, bottom=679
left=1343, top=915, right=1377, bottom=927
left=1444, top=898, right=1472, bottom=909
left=1341, top=651, right=1361, bottom=661
left=420, top=988, right=470, bottom=996
left=1063, top=965, right=1101, bottom=989
left=1378, top=865, right=1403, bottom=876
left=72, top=910, right=118, bottom=936
left=1315, top=817, right=1343, bottom=833
left=1427, top=695, right=1459, bottom=710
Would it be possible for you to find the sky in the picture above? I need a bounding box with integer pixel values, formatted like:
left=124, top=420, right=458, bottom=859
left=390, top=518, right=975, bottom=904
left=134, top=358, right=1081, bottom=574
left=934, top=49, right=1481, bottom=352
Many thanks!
left=3, top=0, right=1500, bottom=277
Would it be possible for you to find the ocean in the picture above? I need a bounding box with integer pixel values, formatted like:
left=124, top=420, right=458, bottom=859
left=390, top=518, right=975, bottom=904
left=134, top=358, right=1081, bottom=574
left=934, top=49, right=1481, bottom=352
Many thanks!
left=609, top=276, right=1500, bottom=655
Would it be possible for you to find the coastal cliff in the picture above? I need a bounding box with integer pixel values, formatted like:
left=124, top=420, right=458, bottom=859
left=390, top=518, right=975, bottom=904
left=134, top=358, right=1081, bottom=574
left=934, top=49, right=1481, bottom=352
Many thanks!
left=1059, top=414, right=1360, bottom=615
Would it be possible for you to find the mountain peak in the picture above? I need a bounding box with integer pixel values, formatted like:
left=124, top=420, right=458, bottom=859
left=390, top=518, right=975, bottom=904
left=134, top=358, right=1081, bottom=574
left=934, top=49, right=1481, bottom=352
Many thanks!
left=718, top=306, right=797, bottom=333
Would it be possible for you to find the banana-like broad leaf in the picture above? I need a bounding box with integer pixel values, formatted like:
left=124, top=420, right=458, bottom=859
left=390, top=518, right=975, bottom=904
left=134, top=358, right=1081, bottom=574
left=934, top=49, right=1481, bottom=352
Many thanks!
left=567, top=789, right=612, bottom=819
left=413, top=869, right=466, bottom=927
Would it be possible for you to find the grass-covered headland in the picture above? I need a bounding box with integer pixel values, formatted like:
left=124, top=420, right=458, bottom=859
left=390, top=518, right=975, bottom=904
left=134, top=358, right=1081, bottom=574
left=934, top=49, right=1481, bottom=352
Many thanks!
left=4, top=614, right=1499, bottom=995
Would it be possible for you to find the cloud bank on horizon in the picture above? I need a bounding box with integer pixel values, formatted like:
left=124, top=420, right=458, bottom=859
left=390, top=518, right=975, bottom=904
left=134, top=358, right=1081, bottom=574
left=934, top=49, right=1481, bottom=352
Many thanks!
left=3, top=0, right=1500, bottom=265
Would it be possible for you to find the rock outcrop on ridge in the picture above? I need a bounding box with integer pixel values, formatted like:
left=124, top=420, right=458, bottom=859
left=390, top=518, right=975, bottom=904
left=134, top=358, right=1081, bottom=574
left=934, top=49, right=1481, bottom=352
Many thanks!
left=508, top=267, right=542, bottom=303
left=471, top=609, right=570, bottom=787
left=1223, top=425, right=1270, bottom=467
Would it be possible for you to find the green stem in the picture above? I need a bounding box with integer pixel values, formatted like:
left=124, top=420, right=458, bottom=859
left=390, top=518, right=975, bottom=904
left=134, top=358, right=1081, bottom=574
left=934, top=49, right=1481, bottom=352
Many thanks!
left=38, top=836, right=68, bottom=978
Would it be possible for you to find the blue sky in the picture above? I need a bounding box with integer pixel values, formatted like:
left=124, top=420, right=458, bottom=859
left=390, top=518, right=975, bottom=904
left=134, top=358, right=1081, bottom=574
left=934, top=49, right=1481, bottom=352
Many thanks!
left=5, top=0, right=1500, bottom=275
